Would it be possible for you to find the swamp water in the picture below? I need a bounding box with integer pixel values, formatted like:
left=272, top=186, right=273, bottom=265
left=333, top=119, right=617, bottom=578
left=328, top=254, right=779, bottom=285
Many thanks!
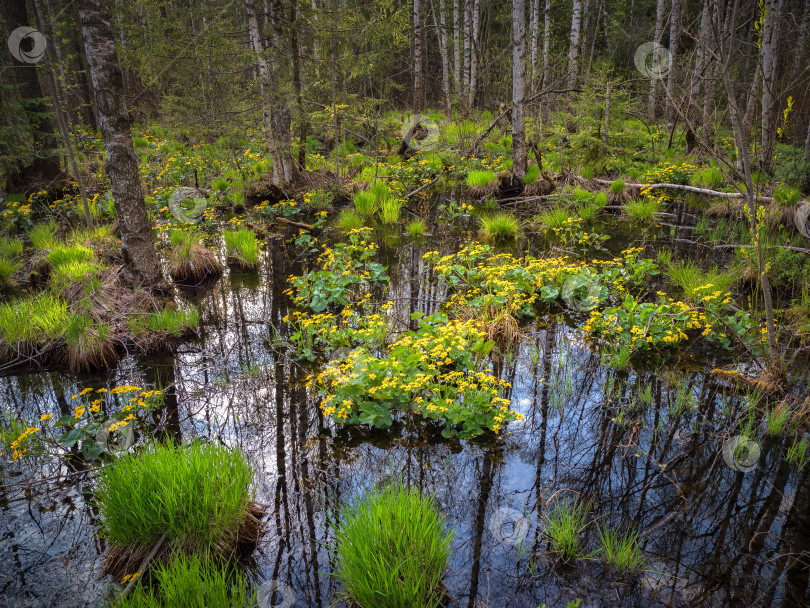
left=1, top=209, right=809, bottom=608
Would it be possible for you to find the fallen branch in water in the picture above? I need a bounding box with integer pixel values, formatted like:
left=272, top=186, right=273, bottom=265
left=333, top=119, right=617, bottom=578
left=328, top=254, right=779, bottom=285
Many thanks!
left=275, top=216, right=315, bottom=230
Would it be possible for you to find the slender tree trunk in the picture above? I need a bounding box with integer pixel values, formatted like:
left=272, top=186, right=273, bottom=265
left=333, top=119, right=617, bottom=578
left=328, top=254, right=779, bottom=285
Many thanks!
left=647, top=0, right=666, bottom=121
left=664, top=0, right=680, bottom=121
left=434, top=0, right=452, bottom=115
left=529, top=0, right=538, bottom=87
left=453, top=0, right=462, bottom=96
left=603, top=80, right=611, bottom=144
left=291, top=0, right=306, bottom=170
left=414, top=0, right=423, bottom=111
left=803, top=117, right=810, bottom=165
left=463, top=0, right=471, bottom=106
left=512, top=0, right=527, bottom=183
left=701, top=1, right=721, bottom=146
left=760, top=0, right=783, bottom=171
left=76, top=0, right=162, bottom=286
left=566, top=0, right=583, bottom=90
left=2, top=0, right=63, bottom=192
left=246, top=0, right=282, bottom=183
left=541, top=0, right=550, bottom=88
left=467, top=0, right=480, bottom=109
left=791, top=0, right=809, bottom=83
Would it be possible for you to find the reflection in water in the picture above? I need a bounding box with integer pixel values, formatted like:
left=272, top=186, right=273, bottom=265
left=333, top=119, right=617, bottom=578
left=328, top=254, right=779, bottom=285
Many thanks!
left=1, top=231, right=809, bottom=608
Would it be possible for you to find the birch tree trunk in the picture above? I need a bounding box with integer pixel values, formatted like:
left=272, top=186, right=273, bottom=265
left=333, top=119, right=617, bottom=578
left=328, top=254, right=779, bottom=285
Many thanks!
left=76, top=0, right=162, bottom=286
left=701, top=0, right=720, bottom=145
left=647, top=0, right=666, bottom=121
left=414, top=0, right=423, bottom=111
left=463, top=0, right=471, bottom=102
left=434, top=0, right=452, bottom=115
left=453, top=0, right=462, bottom=96
left=467, top=0, right=480, bottom=109
left=566, top=0, right=583, bottom=90
left=512, top=0, right=527, bottom=183
left=760, top=0, right=783, bottom=171
left=664, top=0, right=679, bottom=122
left=541, top=0, right=550, bottom=88
left=529, top=0, right=539, bottom=88
left=246, top=0, right=282, bottom=183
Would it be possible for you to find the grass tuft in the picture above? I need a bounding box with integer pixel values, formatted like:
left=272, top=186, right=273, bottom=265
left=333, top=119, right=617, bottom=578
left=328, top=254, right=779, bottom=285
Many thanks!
left=0, top=294, right=70, bottom=360
left=537, top=206, right=575, bottom=232
left=0, top=236, right=24, bottom=259
left=337, top=209, right=364, bottom=232
left=406, top=219, right=426, bottom=237
left=466, top=170, right=498, bottom=195
left=168, top=230, right=223, bottom=283
left=691, top=167, right=724, bottom=189
left=380, top=197, right=403, bottom=224
left=609, top=179, right=626, bottom=195
left=597, top=525, right=647, bottom=574
left=334, top=483, right=452, bottom=608
left=28, top=219, right=58, bottom=249
left=624, top=198, right=659, bottom=224
left=543, top=499, right=589, bottom=562
left=224, top=228, right=259, bottom=270
left=666, top=260, right=737, bottom=304
left=64, top=314, right=116, bottom=371
left=523, top=164, right=540, bottom=186
left=95, top=441, right=256, bottom=553
left=0, top=256, right=20, bottom=289
left=354, top=191, right=377, bottom=218
left=479, top=211, right=520, bottom=241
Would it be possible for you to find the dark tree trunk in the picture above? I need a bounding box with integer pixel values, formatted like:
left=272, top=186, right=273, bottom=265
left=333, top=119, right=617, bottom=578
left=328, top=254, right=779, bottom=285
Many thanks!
left=76, top=0, right=162, bottom=286
left=2, top=0, right=63, bottom=193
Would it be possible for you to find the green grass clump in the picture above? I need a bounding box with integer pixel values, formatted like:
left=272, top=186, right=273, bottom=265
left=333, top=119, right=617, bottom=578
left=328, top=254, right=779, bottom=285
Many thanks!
left=537, top=206, right=574, bottom=232
left=623, top=198, right=659, bottom=223
left=593, top=192, right=608, bottom=208
left=337, top=209, right=364, bottom=232
left=211, top=177, right=229, bottom=192
left=370, top=181, right=390, bottom=205
left=577, top=203, right=599, bottom=221
left=132, top=136, right=149, bottom=148
left=51, top=260, right=98, bottom=287
left=128, top=308, right=200, bottom=336
left=692, top=167, right=724, bottom=189
left=466, top=169, right=497, bottom=189
left=523, top=164, right=540, bottom=185
left=479, top=211, right=520, bottom=241
left=168, top=230, right=222, bottom=283
left=406, top=219, right=426, bottom=237
left=0, top=236, right=23, bottom=259
left=582, top=166, right=596, bottom=180
left=224, top=228, right=259, bottom=270
left=380, top=197, right=403, bottom=224
left=0, top=294, right=69, bottom=355
left=353, top=191, right=377, bottom=218
left=774, top=184, right=802, bottom=206
left=64, top=313, right=115, bottom=371
left=47, top=244, right=94, bottom=269
left=334, top=483, right=453, bottom=608
left=597, top=526, right=647, bottom=574
left=113, top=552, right=255, bottom=608
left=666, top=260, right=737, bottom=304
left=573, top=187, right=592, bottom=202
left=95, top=441, right=256, bottom=551
left=543, top=500, right=589, bottom=562
left=28, top=219, right=58, bottom=249
left=609, top=179, right=626, bottom=195
left=0, top=257, right=20, bottom=288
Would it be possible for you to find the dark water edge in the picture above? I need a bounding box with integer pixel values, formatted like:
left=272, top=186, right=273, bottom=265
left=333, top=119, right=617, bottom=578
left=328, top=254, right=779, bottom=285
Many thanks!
left=2, top=212, right=809, bottom=608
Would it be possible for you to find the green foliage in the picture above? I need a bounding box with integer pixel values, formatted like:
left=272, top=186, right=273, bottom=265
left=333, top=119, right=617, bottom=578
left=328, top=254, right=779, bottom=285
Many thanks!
left=597, top=526, right=647, bottom=574
left=353, top=191, right=377, bottom=218
left=523, top=164, right=540, bottom=185
left=0, top=294, right=69, bottom=350
left=537, top=206, right=575, bottom=232
left=128, top=308, right=200, bottom=336
left=582, top=166, right=596, bottom=180
left=0, top=236, right=23, bottom=258
left=543, top=500, right=589, bottom=562
left=289, top=229, right=388, bottom=313
left=28, top=219, right=58, bottom=249
left=47, top=244, right=94, bottom=269
left=406, top=219, right=426, bottom=237
left=94, top=441, right=255, bottom=552
left=334, top=483, right=453, bottom=608
left=211, top=177, right=229, bottom=192
left=692, top=167, right=724, bottom=189
left=479, top=212, right=520, bottom=241
left=466, top=169, right=497, bottom=189
left=666, top=260, right=737, bottom=304
left=577, top=203, right=599, bottom=221
left=609, top=179, right=626, bottom=195
left=337, top=209, right=364, bottom=232
left=380, top=197, right=403, bottom=224
left=773, top=184, right=802, bottom=206
left=624, top=198, right=659, bottom=223
left=224, top=228, right=259, bottom=269
left=0, top=256, right=19, bottom=288
left=112, top=553, right=256, bottom=608
left=593, top=192, right=608, bottom=208
left=370, top=181, right=390, bottom=205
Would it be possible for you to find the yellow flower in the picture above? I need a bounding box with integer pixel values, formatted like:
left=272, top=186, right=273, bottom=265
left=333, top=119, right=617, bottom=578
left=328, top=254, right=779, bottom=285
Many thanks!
left=39, top=413, right=53, bottom=422
left=74, top=406, right=85, bottom=418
